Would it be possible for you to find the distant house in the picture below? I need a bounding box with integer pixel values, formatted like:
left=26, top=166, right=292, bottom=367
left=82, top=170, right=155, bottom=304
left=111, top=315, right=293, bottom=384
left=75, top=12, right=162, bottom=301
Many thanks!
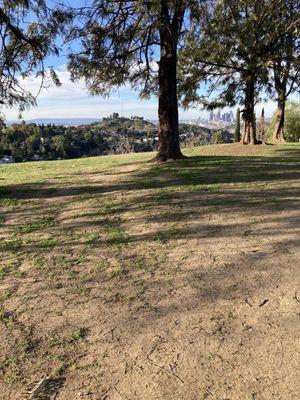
left=0, top=156, right=15, bottom=164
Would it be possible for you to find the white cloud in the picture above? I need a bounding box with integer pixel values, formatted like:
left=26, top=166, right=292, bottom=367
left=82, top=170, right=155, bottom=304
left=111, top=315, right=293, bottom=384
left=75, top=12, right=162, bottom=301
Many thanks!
left=2, top=65, right=158, bottom=120
left=2, top=64, right=283, bottom=121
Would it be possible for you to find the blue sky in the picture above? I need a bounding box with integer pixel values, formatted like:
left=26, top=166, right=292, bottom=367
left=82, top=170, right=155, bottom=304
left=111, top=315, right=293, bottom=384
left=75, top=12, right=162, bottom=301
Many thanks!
left=4, top=63, right=281, bottom=122
left=2, top=0, right=292, bottom=122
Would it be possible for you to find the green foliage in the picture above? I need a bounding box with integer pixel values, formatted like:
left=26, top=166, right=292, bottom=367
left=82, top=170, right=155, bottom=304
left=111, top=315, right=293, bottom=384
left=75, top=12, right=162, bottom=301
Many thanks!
left=18, top=213, right=58, bottom=234
left=67, top=327, right=88, bottom=343
left=268, top=101, right=300, bottom=142
left=234, top=109, right=241, bottom=142
left=0, top=117, right=155, bottom=161
left=284, top=101, right=300, bottom=142
left=0, top=1, right=69, bottom=111
left=0, top=115, right=218, bottom=161
left=179, top=0, right=298, bottom=144
left=213, top=130, right=231, bottom=144
left=0, top=262, right=20, bottom=279
left=180, top=1, right=275, bottom=108
left=67, top=1, right=194, bottom=98
left=257, top=108, right=266, bottom=142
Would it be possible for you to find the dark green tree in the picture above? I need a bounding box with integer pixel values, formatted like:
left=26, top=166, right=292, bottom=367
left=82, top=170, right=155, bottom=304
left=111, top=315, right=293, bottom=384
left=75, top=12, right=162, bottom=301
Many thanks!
left=269, top=1, right=299, bottom=142
left=268, top=100, right=300, bottom=142
left=234, top=108, right=241, bottom=142
left=67, top=0, right=199, bottom=161
left=0, top=1, right=68, bottom=112
left=180, top=0, right=297, bottom=145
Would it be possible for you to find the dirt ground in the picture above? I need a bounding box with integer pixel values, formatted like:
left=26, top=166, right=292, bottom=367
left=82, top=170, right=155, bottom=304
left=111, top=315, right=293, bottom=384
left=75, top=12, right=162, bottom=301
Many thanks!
left=0, top=144, right=299, bottom=399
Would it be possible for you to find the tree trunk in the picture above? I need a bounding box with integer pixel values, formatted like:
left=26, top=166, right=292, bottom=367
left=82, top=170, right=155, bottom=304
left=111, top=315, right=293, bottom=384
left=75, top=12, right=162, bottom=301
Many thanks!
left=273, top=64, right=288, bottom=143
left=241, top=77, right=257, bottom=145
left=273, top=99, right=285, bottom=142
left=155, top=2, right=184, bottom=162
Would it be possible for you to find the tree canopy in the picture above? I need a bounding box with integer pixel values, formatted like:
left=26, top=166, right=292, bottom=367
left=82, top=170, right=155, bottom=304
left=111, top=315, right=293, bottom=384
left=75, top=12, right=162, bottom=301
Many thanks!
left=0, top=0, right=67, bottom=112
left=180, top=0, right=299, bottom=144
left=67, top=0, right=202, bottom=161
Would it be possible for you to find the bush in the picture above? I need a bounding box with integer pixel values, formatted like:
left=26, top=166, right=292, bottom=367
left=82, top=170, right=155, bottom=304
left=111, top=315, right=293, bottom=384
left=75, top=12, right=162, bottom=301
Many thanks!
left=213, top=129, right=231, bottom=144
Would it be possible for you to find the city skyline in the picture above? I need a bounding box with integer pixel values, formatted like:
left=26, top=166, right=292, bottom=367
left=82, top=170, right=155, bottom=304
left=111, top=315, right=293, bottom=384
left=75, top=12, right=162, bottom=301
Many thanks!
left=209, top=110, right=235, bottom=124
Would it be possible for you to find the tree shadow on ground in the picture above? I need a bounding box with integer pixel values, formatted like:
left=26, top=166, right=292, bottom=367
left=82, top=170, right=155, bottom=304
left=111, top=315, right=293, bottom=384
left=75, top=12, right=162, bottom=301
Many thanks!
left=1, top=155, right=300, bottom=201
left=1, top=154, right=299, bottom=259
left=1, top=152, right=300, bottom=396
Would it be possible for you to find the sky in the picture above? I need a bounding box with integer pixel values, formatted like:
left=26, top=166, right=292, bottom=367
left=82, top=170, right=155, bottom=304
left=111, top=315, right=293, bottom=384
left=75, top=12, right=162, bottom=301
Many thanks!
left=1, top=0, right=293, bottom=122
left=3, top=64, right=281, bottom=122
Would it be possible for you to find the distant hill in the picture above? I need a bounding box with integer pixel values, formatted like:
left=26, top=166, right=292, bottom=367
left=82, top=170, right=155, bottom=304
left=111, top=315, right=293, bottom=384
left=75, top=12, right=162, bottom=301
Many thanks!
left=2, top=114, right=222, bottom=163
left=95, top=113, right=156, bottom=134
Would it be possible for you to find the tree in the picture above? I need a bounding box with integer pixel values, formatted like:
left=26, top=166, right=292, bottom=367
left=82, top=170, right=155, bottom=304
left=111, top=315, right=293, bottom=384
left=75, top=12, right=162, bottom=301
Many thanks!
left=268, top=100, right=300, bottom=142
left=269, top=1, right=299, bottom=142
left=67, top=0, right=198, bottom=161
left=284, top=101, right=300, bottom=142
left=0, top=1, right=67, bottom=112
left=180, top=0, right=290, bottom=145
left=234, top=108, right=241, bottom=142
left=213, top=129, right=230, bottom=144
left=258, top=108, right=265, bottom=142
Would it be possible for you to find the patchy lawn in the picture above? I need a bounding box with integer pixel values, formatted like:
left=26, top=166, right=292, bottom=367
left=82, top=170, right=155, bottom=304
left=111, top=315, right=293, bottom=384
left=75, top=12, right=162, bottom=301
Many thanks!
left=0, top=143, right=300, bottom=399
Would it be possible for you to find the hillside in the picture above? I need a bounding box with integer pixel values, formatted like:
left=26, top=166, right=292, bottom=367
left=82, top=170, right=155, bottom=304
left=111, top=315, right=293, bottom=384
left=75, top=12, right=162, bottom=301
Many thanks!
left=0, top=143, right=300, bottom=399
left=0, top=114, right=217, bottom=162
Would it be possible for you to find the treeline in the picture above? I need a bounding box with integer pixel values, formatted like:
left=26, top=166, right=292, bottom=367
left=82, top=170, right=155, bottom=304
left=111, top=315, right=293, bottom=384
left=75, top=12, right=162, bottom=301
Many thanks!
left=0, top=114, right=225, bottom=162
left=0, top=115, right=155, bottom=162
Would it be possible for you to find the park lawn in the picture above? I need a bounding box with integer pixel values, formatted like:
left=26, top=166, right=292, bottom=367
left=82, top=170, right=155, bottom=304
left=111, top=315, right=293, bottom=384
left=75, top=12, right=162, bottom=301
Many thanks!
left=0, top=142, right=300, bottom=399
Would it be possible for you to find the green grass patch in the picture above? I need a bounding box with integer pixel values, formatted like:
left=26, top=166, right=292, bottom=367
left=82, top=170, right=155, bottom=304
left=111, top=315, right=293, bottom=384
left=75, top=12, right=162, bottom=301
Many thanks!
left=0, top=239, right=23, bottom=252
left=0, top=261, right=20, bottom=279
left=37, top=237, right=59, bottom=248
left=67, top=327, right=88, bottom=343
left=18, top=212, right=58, bottom=234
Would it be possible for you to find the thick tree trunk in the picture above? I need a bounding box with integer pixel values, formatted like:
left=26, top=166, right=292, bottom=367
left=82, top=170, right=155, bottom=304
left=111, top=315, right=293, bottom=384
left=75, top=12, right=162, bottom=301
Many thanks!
left=156, top=51, right=184, bottom=161
left=155, top=2, right=184, bottom=162
left=273, top=99, right=285, bottom=142
left=241, top=77, right=257, bottom=145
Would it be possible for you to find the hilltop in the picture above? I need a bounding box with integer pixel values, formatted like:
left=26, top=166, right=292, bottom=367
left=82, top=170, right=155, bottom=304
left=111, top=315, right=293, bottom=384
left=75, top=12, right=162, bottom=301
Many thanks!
left=0, top=143, right=299, bottom=399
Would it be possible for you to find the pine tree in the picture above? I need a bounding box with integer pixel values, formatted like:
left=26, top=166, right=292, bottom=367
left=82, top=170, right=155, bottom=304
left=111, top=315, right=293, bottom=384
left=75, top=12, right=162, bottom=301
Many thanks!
left=234, top=108, right=241, bottom=142
left=180, top=0, right=298, bottom=145
left=0, top=1, right=66, bottom=111
left=270, top=2, right=299, bottom=142
left=67, top=1, right=200, bottom=162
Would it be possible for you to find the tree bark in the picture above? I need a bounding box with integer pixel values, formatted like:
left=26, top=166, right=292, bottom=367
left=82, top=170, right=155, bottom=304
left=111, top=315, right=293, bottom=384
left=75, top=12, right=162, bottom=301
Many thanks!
left=241, top=77, right=257, bottom=145
left=155, top=1, right=184, bottom=162
left=273, top=98, right=285, bottom=142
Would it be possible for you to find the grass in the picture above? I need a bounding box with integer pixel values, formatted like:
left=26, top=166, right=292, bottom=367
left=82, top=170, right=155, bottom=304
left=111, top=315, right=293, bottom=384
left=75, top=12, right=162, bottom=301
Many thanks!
left=67, top=327, right=88, bottom=343
left=0, top=142, right=299, bottom=396
left=17, top=213, right=59, bottom=234
left=0, top=262, right=20, bottom=279
left=1, top=142, right=299, bottom=276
